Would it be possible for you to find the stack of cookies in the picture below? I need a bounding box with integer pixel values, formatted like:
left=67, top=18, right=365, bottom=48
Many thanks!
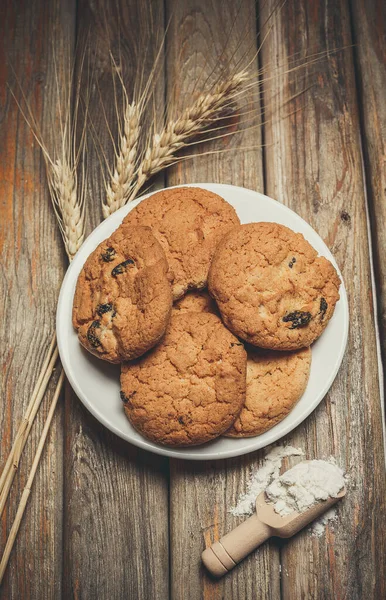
left=72, top=187, right=340, bottom=447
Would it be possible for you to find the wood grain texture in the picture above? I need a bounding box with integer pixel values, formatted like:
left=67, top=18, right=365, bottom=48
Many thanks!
left=165, top=2, right=280, bottom=599
left=0, top=0, right=75, bottom=598
left=260, top=0, right=386, bottom=598
left=350, top=0, right=386, bottom=381
left=1, top=1, right=385, bottom=598
left=62, top=2, right=170, bottom=599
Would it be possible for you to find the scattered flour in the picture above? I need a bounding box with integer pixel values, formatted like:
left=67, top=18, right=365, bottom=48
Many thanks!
left=311, top=507, right=339, bottom=537
left=265, top=460, right=345, bottom=516
left=230, top=445, right=304, bottom=516
left=230, top=445, right=346, bottom=538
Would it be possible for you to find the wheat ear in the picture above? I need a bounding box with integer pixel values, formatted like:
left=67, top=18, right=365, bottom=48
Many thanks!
left=48, top=155, right=86, bottom=259
left=100, top=21, right=166, bottom=218
left=102, top=101, right=141, bottom=218
left=127, top=70, right=248, bottom=201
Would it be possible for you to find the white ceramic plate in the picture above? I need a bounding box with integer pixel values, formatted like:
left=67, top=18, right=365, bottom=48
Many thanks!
left=57, top=184, right=349, bottom=460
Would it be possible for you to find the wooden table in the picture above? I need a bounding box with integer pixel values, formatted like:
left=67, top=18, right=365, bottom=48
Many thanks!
left=1, top=0, right=385, bottom=598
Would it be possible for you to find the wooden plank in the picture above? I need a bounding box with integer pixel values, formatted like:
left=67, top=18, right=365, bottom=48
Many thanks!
left=0, top=0, right=76, bottom=598
left=350, top=0, right=386, bottom=384
left=62, top=2, right=170, bottom=599
left=260, top=0, right=386, bottom=598
left=165, top=2, right=281, bottom=599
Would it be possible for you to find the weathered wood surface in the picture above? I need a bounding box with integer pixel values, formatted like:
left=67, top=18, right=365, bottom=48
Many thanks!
left=350, top=0, right=386, bottom=379
left=62, top=1, right=170, bottom=599
left=0, top=0, right=74, bottom=598
left=261, top=0, right=386, bottom=598
left=0, top=0, right=385, bottom=599
left=165, top=2, right=280, bottom=599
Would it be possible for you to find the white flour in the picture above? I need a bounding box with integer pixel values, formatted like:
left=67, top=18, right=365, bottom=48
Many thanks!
left=230, top=445, right=346, bottom=537
left=311, top=507, right=339, bottom=537
left=265, top=459, right=345, bottom=516
left=230, top=445, right=304, bottom=516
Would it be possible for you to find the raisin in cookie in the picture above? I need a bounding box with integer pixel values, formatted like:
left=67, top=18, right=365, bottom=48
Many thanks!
left=120, top=312, right=246, bottom=446
left=172, top=290, right=218, bottom=315
left=72, top=224, right=172, bottom=363
left=225, top=346, right=311, bottom=437
left=123, top=187, right=240, bottom=299
left=208, top=222, right=340, bottom=350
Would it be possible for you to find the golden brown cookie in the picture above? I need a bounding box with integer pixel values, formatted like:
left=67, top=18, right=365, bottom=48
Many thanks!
left=172, top=290, right=218, bottom=315
left=208, top=222, right=340, bottom=350
left=225, top=346, right=311, bottom=437
left=123, top=187, right=240, bottom=299
left=120, top=312, right=247, bottom=447
left=72, top=224, right=172, bottom=363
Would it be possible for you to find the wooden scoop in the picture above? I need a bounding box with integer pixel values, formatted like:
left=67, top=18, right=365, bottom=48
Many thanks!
left=202, top=486, right=346, bottom=577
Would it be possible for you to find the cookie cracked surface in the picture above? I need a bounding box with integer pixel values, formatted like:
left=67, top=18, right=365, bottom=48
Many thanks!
left=172, top=290, right=218, bottom=316
left=120, top=312, right=247, bottom=446
left=123, top=187, right=240, bottom=299
left=72, top=224, right=173, bottom=363
left=225, top=346, right=311, bottom=437
left=208, top=222, right=340, bottom=350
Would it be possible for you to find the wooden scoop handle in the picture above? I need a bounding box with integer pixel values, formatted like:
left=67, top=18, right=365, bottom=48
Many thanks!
left=202, top=513, right=271, bottom=577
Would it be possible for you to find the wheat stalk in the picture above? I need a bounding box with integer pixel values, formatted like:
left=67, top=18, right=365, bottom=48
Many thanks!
left=0, top=370, right=65, bottom=585
left=0, top=56, right=87, bottom=581
left=0, top=340, right=59, bottom=514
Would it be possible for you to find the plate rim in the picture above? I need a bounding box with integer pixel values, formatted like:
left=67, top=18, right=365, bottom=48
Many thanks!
left=56, top=183, right=349, bottom=460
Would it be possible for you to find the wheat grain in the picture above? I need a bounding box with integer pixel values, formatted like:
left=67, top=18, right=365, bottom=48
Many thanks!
left=102, top=101, right=141, bottom=218
left=49, top=157, right=85, bottom=259
left=127, top=70, right=248, bottom=201
left=11, top=69, right=87, bottom=261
